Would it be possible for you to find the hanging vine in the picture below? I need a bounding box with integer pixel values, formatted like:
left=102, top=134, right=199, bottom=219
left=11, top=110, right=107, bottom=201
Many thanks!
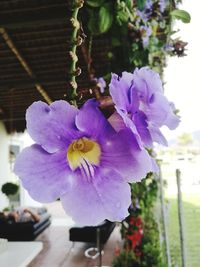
left=68, top=0, right=84, bottom=105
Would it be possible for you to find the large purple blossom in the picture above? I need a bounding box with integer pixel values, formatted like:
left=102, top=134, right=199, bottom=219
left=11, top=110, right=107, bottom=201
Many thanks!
left=109, top=67, right=180, bottom=149
left=14, top=99, right=153, bottom=225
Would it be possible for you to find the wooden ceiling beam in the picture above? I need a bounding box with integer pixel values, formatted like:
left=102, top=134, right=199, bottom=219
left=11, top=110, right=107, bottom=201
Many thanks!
left=0, top=3, right=66, bottom=14
left=0, top=11, right=67, bottom=29
left=0, top=28, right=52, bottom=104
left=11, top=29, right=69, bottom=39
left=0, top=78, right=68, bottom=90
left=0, top=52, right=67, bottom=62
left=0, top=43, right=68, bottom=53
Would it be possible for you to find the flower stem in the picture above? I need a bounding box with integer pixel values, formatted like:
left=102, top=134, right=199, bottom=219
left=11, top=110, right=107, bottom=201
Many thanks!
left=69, top=0, right=84, bottom=105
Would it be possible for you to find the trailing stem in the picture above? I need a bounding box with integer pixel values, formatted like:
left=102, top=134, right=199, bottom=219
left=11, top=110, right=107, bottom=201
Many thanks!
left=69, top=0, right=84, bottom=105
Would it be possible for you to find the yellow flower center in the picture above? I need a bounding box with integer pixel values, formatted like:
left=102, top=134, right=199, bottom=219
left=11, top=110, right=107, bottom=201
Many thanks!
left=67, top=137, right=101, bottom=171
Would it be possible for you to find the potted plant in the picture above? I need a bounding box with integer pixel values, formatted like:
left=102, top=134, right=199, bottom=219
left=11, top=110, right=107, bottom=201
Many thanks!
left=1, top=182, right=20, bottom=209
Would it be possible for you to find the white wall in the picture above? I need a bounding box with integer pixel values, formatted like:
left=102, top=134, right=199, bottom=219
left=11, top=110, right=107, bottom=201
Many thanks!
left=0, top=123, right=41, bottom=210
left=17, top=132, right=42, bottom=207
left=0, top=122, right=9, bottom=210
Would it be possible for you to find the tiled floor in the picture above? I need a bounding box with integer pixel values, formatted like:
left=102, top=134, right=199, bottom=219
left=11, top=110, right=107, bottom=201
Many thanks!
left=27, top=202, right=122, bottom=267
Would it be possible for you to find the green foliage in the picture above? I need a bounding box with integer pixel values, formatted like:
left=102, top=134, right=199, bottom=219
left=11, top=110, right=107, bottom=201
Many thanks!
left=99, top=4, right=113, bottom=33
left=116, top=0, right=134, bottom=25
left=3, top=207, right=10, bottom=212
left=113, top=250, right=140, bottom=267
left=171, top=9, right=191, bottom=23
left=137, top=0, right=147, bottom=11
left=86, top=0, right=105, bottom=7
left=165, top=195, right=200, bottom=266
left=130, top=174, right=158, bottom=213
left=87, top=8, right=99, bottom=34
left=125, top=0, right=133, bottom=10
left=141, top=213, right=163, bottom=267
left=87, top=2, right=113, bottom=34
left=114, top=174, right=167, bottom=267
left=81, top=0, right=189, bottom=78
left=114, top=213, right=166, bottom=267
left=1, top=182, right=19, bottom=196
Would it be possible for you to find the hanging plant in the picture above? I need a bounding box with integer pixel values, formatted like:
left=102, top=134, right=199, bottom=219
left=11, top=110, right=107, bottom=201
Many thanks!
left=13, top=0, right=187, bottom=229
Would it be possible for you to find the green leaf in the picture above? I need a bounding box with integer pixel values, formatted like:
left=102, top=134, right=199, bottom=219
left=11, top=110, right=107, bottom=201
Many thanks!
left=117, top=9, right=129, bottom=24
left=171, top=9, right=191, bottom=23
left=86, top=0, right=105, bottom=7
left=125, top=0, right=133, bottom=10
left=87, top=9, right=101, bottom=34
left=137, top=0, right=147, bottom=11
left=99, top=4, right=113, bottom=33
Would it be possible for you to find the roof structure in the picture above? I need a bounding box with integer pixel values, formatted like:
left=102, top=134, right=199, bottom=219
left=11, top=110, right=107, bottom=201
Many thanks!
left=0, top=0, right=111, bottom=132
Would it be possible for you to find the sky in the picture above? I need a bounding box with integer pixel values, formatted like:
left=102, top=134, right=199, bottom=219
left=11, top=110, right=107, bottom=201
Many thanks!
left=162, top=0, right=200, bottom=140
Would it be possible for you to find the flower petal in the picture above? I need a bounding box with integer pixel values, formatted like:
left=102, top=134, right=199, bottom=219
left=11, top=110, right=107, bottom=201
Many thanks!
left=14, top=144, right=73, bottom=202
left=149, top=126, right=168, bottom=146
left=133, top=111, right=153, bottom=147
left=147, top=93, right=180, bottom=129
left=151, top=158, right=159, bottom=173
left=108, top=111, right=126, bottom=132
left=26, top=100, right=79, bottom=153
left=115, top=107, right=143, bottom=148
left=101, top=129, right=154, bottom=182
left=75, top=99, right=115, bottom=141
left=60, top=169, right=131, bottom=226
left=109, top=72, right=134, bottom=111
left=164, top=102, right=180, bottom=130
left=95, top=77, right=106, bottom=93
left=133, top=67, right=163, bottom=100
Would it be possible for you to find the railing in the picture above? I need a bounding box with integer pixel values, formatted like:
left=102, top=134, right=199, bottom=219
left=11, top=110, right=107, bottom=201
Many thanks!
left=160, top=158, right=200, bottom=267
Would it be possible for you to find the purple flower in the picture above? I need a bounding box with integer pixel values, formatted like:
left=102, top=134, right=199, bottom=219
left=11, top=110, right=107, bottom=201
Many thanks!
left=145, top=0, right=153, bottom=10
left=136, top=10, right=145, bottom=21
left=140, top=25, right=152, bottom=48
left=136, top=0, right=153, bottom=23
left=164, top=44, right=174, bottom=52
left=109, top=67, right=180, bottom=149
left=94, top=77, right=106, bottom=93
left=14, top=99, right=153, bottom=226
left=159, top=0, right=166, bottom=13
left=136, top=10, right=149, bottom=23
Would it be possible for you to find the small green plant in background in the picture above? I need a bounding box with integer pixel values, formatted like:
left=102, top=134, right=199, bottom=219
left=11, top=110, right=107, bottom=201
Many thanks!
left=1, top=182, right=19, bottom=197
left=1, top=182, right=20, bottom=210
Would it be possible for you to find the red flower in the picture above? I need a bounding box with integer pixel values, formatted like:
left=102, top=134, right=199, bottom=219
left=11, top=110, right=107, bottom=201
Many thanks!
left=129, top=216, right=135, bottom=225
left=127, top=230, right=143, bottom=249
left=135, top=217, right=143, bottom=228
